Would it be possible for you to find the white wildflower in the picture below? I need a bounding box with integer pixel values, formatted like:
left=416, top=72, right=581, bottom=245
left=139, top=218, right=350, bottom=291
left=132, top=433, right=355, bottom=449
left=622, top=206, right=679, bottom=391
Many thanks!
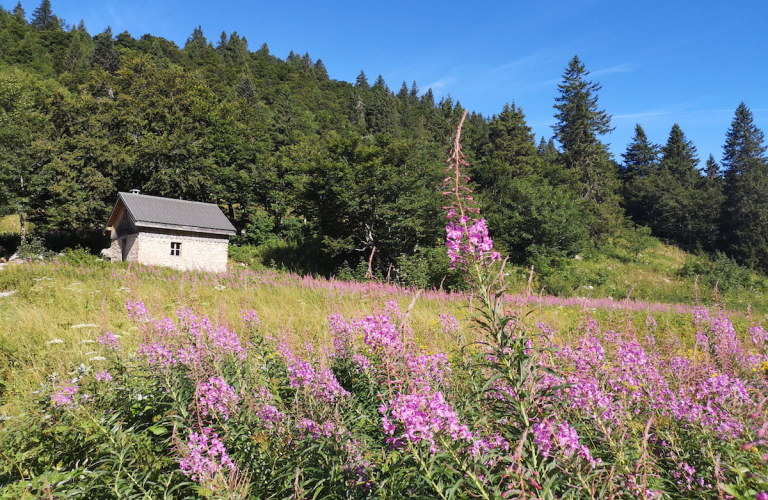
left=46, top=338, right=64, bottom=344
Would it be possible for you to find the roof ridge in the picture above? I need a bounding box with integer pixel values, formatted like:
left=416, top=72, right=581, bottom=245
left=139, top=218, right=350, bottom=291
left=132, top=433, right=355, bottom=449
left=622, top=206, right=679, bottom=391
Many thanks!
left=118, top=192, right=221, bottom=207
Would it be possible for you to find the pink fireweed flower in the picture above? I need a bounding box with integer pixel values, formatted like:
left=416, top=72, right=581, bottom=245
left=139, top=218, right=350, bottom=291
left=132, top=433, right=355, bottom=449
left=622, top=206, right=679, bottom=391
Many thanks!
left=97, top=331, right=120, bottom=351
left=693, top=306, right=711, bottom=327
left=352, top=354, right=372, bottom=373
left=153, top=317, right=178, bottom=337
left=532, top=419, right=599, bottom=468
left=380, top=391, right=472, bottom=453
left=439, top=314, right=460, bottom=337
left=299, top=418, right=338, bottom=438
left=278, top=339, right=349, bottom=404
left=358, top=313, right=403, bottom=354
left=198, top=377, right=240, bottom=421
left=406, top=352, right=451, bottom=392
left=208, top=325, right=247, bottom=360
left=254, top=387, right=286, bottom=431
left=126, top=299, right=150, bottom=322
left=51, top=381, right=79, bottom=408
left=241, top=308, right=261, bottom=329
left=445, top=217, right=501, bottom=269
left=329, top=313, right=355, bottom=358
left=178, top=427, right=236, bottom=483
left=138, top=342, right=177, bottom=369
left=750, top=326, right=768, bottom=350
left=94, top=370, right=113, bottom=383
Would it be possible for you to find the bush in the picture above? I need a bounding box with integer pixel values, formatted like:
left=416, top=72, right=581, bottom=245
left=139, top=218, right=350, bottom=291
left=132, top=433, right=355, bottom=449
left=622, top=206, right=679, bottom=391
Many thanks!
left=0, top=232, right=20, bottom=259
left=396, top=247, right=466, bottom=291
left=679, top=252, right=765, bottom=293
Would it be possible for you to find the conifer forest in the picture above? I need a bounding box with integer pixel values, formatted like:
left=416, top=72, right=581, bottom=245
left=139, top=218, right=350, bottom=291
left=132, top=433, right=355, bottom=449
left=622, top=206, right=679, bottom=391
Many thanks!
left=2, top=2, right=768, bottom=499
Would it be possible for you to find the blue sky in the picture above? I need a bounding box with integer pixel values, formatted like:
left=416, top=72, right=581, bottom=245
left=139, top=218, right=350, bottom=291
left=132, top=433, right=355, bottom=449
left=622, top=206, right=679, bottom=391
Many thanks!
left=17, top=0, right=768, bottom=165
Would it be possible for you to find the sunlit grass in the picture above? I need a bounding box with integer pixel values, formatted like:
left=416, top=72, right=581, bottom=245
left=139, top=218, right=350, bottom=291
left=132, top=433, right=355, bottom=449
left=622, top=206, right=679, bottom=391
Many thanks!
left=0, top=256, right=760, bottom=415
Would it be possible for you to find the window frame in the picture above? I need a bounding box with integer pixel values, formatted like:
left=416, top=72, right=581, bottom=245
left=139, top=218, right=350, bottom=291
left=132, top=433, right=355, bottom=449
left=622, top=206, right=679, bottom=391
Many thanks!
left=170, top=241, right=181, bottom=257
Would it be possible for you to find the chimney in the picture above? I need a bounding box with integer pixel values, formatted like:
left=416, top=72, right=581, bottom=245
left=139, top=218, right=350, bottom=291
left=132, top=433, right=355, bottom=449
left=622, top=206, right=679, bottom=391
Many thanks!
left=130, top=189, right=141, bottom=195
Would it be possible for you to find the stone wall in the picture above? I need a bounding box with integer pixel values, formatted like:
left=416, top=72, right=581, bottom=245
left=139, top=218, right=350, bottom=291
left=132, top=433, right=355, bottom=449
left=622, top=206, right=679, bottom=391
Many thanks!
left=136, top=230, right=229, bottom=273
left=107, top=234, right=138, bottom=262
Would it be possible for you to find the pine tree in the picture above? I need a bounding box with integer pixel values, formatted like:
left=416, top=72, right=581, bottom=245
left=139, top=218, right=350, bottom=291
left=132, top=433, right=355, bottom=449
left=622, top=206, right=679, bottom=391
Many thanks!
left=91, top=26, right=119, bottom=73
left=313, top=59, right=328, bottom=80
left=705, top=154, right=719, bottom=179
left=409, top=81, right=419, bottom=105
left=397, top=81, right=408, bottom=103
left=12, top=1, right=26, bottom=22
left=721, top=102, right=768, bottom=271
left=621, top=124, right=659, bottom=180
left=235, top=75, right=257, bottom=106
left=660, top=124, right=699, bottom=186
left=30, top=0, right=61, bottom=30
left=372, top=74, right=388, bottom=94
left=483, top=103, right=540, bottom=177
left=185, top=26, right=207, bottom=51
left=355, top=70, right=369, bottom=90
left=552, top=55, right=622, bottom=235
left=693, top=154, right=724, bottom=251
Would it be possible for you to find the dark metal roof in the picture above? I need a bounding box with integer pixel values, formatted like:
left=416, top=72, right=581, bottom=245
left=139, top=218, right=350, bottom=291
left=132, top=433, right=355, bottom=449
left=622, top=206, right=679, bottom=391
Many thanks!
left=112, top=192, right=236, bottom=235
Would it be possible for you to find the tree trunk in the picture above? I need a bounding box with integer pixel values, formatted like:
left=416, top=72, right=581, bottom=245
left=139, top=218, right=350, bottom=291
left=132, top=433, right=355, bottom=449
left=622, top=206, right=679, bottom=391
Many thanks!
left=19, top=212, right=26, bottom=244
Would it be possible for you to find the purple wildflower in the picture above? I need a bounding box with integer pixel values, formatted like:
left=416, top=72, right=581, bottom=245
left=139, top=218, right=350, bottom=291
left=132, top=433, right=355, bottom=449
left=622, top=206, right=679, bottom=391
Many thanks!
left=51, top=381, right=79, bottom=408
left=241, top=308, right=261, bottom=328
left=177, top=428, right=236, bottom=483
left=198, top=377, right=240, bottom=421
left=94, top=370, right=113, bottom=383
left=380, top=391, right=472, bottom=452
left=97, top=331, right=120, bottom=351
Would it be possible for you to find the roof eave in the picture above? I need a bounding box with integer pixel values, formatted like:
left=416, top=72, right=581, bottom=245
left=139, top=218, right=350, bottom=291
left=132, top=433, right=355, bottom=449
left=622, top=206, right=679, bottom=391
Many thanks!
left=135, top=221, right=235, bottom=236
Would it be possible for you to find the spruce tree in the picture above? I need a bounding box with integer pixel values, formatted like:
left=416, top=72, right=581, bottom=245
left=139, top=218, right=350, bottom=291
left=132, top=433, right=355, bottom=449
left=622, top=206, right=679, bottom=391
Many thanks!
left=235, top=75, right=257, bottom=106
left=483, top=103, right=540, bottom=177
left=30, top=0, right=61, bottom=30
left=409, top=81, right=419, bottom=105
left=693, top=154, right=724, bottom=251
left=12, top=1, right=25, bottom=22
left=355, top=70, right=369, bottom=90
left=721, top=102, right=768, bottom=271
left=621, top=124, right=659, bottom=180
left=704, top=154, right=720, bottom=179
left=91, top=26, right=119, bottom=73
left=552, top=55, right=622, bottom=235
left=660, top=124, right=699, bottom=187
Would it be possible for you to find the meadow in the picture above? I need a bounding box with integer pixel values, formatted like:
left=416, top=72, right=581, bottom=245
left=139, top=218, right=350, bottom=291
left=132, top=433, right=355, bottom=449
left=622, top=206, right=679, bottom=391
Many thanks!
left=1, top=123, right=768, bottom=500
left=0, top=248, right=766, bottom=499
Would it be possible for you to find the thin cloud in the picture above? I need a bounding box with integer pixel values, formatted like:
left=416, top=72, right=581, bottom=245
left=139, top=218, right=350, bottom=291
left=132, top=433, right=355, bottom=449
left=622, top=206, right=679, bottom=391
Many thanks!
left=424, top=76, right=457, bottom=92
left=613, top=111, right=670, bottom=120
left=591, top=63, right=632, bottom=76
left=491, top=50, right=561, bottom=73
left=536, top=77, right=562, bottom=87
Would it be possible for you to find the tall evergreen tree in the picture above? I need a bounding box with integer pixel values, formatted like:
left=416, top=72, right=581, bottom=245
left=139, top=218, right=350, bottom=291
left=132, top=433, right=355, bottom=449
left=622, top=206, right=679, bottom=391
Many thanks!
left=721, top=102, right=768, bottom=271
left=91, top=26, right=119, bottom=73
left=235, top=74, right=257, bottom=106
left=693, top=154, right=724, bottom=251
left=621, top=124, right=659, bottom=180
left=12, top=1, right=25, bottom=22
left=30, top=0, right=61, bottom=30
left=552, top=55, right=622, bottom=235
left=355, top=70, right=369, bottom=90
left=660, top=124, right=699, bottom=186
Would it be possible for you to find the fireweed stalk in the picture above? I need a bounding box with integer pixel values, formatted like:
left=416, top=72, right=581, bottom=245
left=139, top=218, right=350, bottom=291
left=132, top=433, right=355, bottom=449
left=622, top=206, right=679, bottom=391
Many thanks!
left=437, top=111, right=603, bottom=498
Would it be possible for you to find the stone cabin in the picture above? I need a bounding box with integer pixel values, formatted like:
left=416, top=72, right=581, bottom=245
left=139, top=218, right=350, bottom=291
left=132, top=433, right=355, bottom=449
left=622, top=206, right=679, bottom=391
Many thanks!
left=104, top=191, right=236, bottom=273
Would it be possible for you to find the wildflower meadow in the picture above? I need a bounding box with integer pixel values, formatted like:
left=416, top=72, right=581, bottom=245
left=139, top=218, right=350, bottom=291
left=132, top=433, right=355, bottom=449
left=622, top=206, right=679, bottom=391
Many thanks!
left=1, top=114, right=768, bottom=499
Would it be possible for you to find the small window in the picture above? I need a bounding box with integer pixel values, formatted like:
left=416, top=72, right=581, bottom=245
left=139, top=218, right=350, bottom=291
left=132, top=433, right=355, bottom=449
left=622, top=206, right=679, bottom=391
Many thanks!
left=170, top=242, right=181, bottom=256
